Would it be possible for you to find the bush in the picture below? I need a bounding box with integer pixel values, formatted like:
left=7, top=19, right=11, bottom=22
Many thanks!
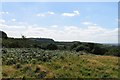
left=2, top=49, right=7, bottom=54
left=2, top=38, right=31, bottom=48
left=92, top=46, right=107, bottom=55
left=14, top=63, right=22, bottom=69
left=35, top=66, right=41, bottom=73
left=70, top=41, right=82, bottom=50
left=75, top=45, right=90, bottom=52
left=46, top=43, right=58, bottom=50
left=57, top=45, right=67, bottom=50
left=105, top=48, right=120, bottom=57
left=22, top=66, right=32, bottom=73
left=6, top=58, right=16, bottom=65
left=86, top=43, right=95, bottom=51
left=31, top=59, right=37, bottom=64
left=36, top=71, right=47, bottom=79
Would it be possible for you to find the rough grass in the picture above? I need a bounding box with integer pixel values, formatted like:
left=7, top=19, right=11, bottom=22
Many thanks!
left=43, top=54, right=119, bottom=78
left=2, top=48, right=119, bottom=79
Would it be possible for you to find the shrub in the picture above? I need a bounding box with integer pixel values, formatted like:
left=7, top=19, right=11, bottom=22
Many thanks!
left=14, top=63, right=22, bottom=69
left=86, top=43, right=95, bottom=51
left=70, top=41, right=82, bottom=50
left=22, top=66, right=32, bottom=73
left=36, top=71, right=47, bottom=79
left=33, top=43, right=41, bottom=48
left=105, top=48, right=120, bottom=57
left=75, top=45, right=90, bottom=52
left=2, top=49, right=7, bottom=54
left=46, top=43, right=58, bottom=50
left=57, top=45, right=67, bottom=50
left=31, top=59, right=37, bottom=64
left=35, top=66, right=41, bottom=73
left=6, top=58, right=16, bottom=65
left=92, top=46, right=107, bottom=55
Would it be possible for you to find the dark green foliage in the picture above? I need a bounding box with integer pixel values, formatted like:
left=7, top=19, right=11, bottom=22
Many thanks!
left=57, top=45, right=67, bottom=50
left=31, top=59, right=37, bottom=64
left=35, top=66, right=41, bottom=73
left=22, top=66, right=32, bottom=73
left=36, top=71, right=47, bottom=79
left=7, top=41, right=20, bottom=48
left=2, top=49, right=7, bottom=53
left=2, top=38, right=32, bottom=48
left=75, top=45, right=90, bottom=52
left=14, top=63, right=22, bottom=69
left=46, top=43, right=58, bottom=50
left=2, top=48, right=60, bottom=65
left=39, top=43, right=48, bottom=50
left=22, top=76, right=27, bottom=80
left=70, top=41, right=82, bottom=50
left=105, top=47, right=120, bottom=57
left=92, top=46, right=107, bottom=55
left=70, top=42, right=95, bottom=53
left=86, top=43, right=95, bottom=51
left=33, top=43, right=41, bottom=48
left=6, top=58, right=16, bottom=65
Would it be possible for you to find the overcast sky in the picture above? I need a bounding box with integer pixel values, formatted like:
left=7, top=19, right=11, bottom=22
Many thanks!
left=0, top=2, right=118, bottom=43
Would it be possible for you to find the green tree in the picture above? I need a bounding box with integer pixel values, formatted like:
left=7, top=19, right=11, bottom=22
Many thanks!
left=46, top=43, right=58, bottom=50
left=70, top=41, right=82, bottom=50
left=75, top=45, right=90, bottom=52
left=92, top=46, right=107, bottom=55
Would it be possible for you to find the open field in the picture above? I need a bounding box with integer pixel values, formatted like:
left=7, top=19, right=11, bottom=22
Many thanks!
left=2, top=48, right=119, bottom=79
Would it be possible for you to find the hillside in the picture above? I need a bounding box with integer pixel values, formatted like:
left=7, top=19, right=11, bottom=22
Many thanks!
left=2, top=48, right=119, bottom=78
left=1, top=31, right=120, bottom=79
left=1, top=30, right=120, bottom=57
left=29, top=38, right=54, bottom=43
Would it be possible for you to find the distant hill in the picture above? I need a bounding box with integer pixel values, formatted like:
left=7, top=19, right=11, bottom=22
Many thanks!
left=29, top=38, right=54, bottom=43
left=102, top=43, right=119, bottom=46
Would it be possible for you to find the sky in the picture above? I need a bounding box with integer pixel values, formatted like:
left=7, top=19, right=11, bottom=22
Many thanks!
left=1, top=0, right=119, bottom=2
left=0, top=2, right=119, bottom=43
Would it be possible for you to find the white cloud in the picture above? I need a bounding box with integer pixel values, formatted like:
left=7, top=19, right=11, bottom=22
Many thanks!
left=82, top=21, right=97, bottom=26
left=62, top=10, right=80, bottom=17
left=37, top=11, right=55, bottom=17
left=24, top=26, right=118, bottom=43
left=0, top=23, right=26, bottom=30
left=82, top=22, right=91, bottom=25
left=0, top=19, right=5, bottom=23
left=73, top=11, right=80, bottom=15
left=51, top=25, right=58, bottom=28
left=37, top=14, right=45, bottom=17
left=11, top=19, right=16, bottom=22
left=0, top=22, right=118, bottom=43
left=48, top=11, right=55, bottom=15
left=0, top=23, right=27, bottom=38
left=0, top=11, right=9, bottom=15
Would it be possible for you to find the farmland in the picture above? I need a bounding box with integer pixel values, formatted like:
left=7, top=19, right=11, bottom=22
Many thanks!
left=2, top=48, right=119, bottom=79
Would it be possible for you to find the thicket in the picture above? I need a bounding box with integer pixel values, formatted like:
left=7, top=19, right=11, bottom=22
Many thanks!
left=2, top=35, right=120, bottom=57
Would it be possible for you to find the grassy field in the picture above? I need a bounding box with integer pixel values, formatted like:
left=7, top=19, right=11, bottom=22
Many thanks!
left=2, top=48, right=119, bottom=79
